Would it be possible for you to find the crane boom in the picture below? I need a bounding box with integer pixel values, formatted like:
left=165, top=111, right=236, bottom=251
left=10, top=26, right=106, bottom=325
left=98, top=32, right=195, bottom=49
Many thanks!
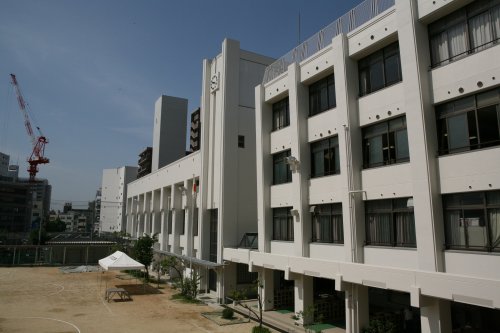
left=9, top=74, right=50, bottom=182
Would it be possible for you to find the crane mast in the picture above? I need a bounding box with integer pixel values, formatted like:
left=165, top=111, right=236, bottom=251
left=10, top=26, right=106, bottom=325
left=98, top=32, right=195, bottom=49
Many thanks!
left=9, top=74, right=49, bottom=182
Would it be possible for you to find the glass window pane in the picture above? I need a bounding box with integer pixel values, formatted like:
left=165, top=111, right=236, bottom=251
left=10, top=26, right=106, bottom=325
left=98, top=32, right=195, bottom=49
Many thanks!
left=320, top=81, right=328, bottom=112
left=312, top=151, right=324, bottom=177
left=445, top=210, right=466, bottom=247
left=477, top=105, right=500, bottom=147
left=359, top=69, right=369, bottom=96
left=448, top=114, right=470, bottom=151
left=487, top=191, right=500, bottom=206
left=477, top=89, right=500, bottom=108
left=367, top=136, right=384, bottom=166
left=328, top=79, right=336, bottom=109
left=384, top=54, right=402, bottom=85
left=489, top=208, right=500, bottom=249
left=492, top=5, right=500, bottom=40
left=461, top=192, right=484, bottom=206
left=464, top=209, right=488, bottom=248
left=364, top=122, right=388, bottom=137
left=468, top=12, right=493, bottom=51
left=454, top=96, right=476, bottom=113
left=395, top=129, right=410, bottom=161
left=431, top=31, right=450, bottom=66
left=369, top=61, right=385, bottom=92
left=447, top=23, right=468, bottom=60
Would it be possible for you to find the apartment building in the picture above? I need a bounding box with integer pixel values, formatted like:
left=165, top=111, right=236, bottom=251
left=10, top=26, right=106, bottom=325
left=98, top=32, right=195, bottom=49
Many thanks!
left=100, top=166, right=138, bottom=233
left=126, top=39, right=274, bottom=301
left=223, top=0, right=500, bottom=332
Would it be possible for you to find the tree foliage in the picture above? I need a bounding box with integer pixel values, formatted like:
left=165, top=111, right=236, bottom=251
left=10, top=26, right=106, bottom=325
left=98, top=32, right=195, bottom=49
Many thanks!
left=132, top=233, right=157, bottom=280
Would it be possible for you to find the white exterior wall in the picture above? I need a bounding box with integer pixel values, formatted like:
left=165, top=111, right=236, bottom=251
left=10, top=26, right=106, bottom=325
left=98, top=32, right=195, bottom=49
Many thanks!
left=100, top=166, right=137, bottom=233
left=152, top=95, right=188, bottom=171
left=126, top=39, right=273, bottom=301
left=235, top=0, right=500, bottom=331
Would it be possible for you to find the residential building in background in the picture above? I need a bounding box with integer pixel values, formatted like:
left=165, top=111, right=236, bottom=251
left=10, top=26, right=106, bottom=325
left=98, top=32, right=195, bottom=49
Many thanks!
left=190, top=108, right=201, bottom=152
left=152, top=95, right=188, bottom=172
left=137, top=147, right=152, bottom=179
left=221, top=0, right=500, bottom=332
left=127, top=38, right=273, bottom=301
left=100, top=166, right=138, bottom=233
left=94, top=188, right=102, bottom=233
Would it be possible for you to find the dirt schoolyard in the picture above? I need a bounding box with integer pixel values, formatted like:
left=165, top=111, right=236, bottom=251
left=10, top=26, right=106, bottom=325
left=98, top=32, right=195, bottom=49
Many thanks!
left=0, top=267, right=257, bottom=333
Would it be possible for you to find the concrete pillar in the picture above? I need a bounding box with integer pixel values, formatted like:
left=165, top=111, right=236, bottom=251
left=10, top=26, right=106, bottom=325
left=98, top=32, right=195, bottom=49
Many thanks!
left=420, top=297, right=451, bottom=333
left=345, top=283, right=369, bottom=333
left=295, top=275, right=314, bottom=325
left=185, top=179, right=194, bottom=258
left=171, top=183, right=182, bottom=253
left=396, top=0, right=444, bottom=272
left=287, top=62, right=312, bottom=258
left=261, top=268, right=275, bottom=310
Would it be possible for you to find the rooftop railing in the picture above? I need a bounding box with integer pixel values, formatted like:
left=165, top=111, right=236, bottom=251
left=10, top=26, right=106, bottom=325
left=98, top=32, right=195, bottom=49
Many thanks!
left=262, top=0, right=395, bottom=84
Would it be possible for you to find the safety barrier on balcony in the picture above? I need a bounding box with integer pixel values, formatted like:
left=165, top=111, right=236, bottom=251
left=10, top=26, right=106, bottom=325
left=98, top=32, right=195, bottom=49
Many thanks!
left=262, top=0, right=395, bottom=84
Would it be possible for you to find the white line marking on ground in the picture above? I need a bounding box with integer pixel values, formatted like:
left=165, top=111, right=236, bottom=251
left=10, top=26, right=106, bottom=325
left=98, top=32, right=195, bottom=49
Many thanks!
left=19, top=317, right=81, bottom=333
left=189, top=320, right=212, bottom=333
left=101, top=296, right=114, bottom=315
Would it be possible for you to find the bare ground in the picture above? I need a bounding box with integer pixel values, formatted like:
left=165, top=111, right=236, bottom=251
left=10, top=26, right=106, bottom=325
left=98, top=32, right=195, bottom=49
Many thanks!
left=0, top=267, right=257, bottom=333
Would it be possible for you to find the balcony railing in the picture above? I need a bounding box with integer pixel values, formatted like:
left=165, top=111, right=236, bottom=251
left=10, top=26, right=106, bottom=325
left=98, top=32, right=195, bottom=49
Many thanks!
left=262, top=0, right=395, bottom=84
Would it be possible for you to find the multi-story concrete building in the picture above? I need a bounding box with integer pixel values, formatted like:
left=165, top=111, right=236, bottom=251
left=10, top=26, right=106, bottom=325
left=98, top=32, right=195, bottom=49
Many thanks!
left=100, top=166, right=138, bottom=233
left=94, top=188, right=102, bottom=232
left=222, top=0, right=500, bottom=332
left=127, top=38, right=273, bottom=300
left=190, top=108, right=201, bottom=152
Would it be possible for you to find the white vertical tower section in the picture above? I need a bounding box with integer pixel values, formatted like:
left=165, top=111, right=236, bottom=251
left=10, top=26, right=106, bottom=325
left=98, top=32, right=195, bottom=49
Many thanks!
left=100, top=166, right=138, bottom=233
left=152, top=95, right=188, bottom=172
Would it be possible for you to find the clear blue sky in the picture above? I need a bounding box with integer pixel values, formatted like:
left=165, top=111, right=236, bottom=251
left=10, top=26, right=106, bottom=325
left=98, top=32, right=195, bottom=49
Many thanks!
left=0, top=0, right=362, bottom=210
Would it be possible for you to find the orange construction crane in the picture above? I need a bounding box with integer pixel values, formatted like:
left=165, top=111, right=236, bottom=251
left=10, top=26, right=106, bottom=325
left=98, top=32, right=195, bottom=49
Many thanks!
left=9, top=74, right=49, bottom=182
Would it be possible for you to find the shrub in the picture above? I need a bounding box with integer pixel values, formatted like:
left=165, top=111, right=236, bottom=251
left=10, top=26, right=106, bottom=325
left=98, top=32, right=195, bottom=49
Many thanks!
left=252, top=326, right=271, bottom=333
left=221, top=308, right=234, bottom=319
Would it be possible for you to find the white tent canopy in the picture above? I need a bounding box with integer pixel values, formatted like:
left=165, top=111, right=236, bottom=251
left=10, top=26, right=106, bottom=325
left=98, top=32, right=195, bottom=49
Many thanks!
left=98, top=251, right=145, bottom=271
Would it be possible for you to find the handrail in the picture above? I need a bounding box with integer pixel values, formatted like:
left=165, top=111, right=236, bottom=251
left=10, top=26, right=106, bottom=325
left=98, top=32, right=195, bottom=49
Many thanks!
left=262, top=0, right=395, bottom=84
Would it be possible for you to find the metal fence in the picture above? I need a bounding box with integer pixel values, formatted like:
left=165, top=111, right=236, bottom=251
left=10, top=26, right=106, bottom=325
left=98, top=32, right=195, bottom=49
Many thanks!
left=262, top=0, right=395, bottom=84
left=0, top=245, right=114, bottom=266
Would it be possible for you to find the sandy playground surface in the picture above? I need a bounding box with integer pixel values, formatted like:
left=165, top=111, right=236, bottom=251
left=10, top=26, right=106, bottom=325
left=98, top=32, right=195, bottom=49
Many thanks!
left=0, top=267, right=258, bottom=333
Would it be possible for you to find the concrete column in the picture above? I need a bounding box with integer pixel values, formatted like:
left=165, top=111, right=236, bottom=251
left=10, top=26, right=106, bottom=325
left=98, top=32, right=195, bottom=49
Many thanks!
left=288, top=62, right=312, bottom=258
left=261, top=268, right=275, bottom=310
left=345, top=283, right=369, bottom=333
left=420, top=297, right=451, bottom=333
left=171, top=183, right=182, bottom=253
left=295, top=275, right=314, bottom=324
left=159, top=187, right=168, bottom=251
left=255, top=84, right=273, bottom=253
left=331, top=33, right=365, bottom=264
left=396, top=0, right=444, bottom=272
left=152, top=189, right=161, bottom=236
left=185, top=179, right=194, bottom=258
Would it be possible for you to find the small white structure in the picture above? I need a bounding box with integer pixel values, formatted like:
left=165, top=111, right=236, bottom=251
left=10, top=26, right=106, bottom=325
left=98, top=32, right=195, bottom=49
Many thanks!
left=98, top=251, right=145, bottom=271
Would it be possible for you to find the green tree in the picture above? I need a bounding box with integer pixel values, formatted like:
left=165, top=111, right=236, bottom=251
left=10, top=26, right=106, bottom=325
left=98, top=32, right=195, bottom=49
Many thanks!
left=132, top=233, right=157, bottom=281
left=46, top=218, right=66, bottom=232
left=29, top=227, right=47, bottom=245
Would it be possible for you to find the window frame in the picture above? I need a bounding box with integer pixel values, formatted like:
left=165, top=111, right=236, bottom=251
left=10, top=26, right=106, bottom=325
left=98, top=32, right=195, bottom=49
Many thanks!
left=429, top=0, right=500, bottom=68
left=362, top=116, right=410, bottom=169
left=273, top=150, right=292, bottom=185
left=437, top=88, right=500, bottom=155
left=311, top=203, right=344, bottom=244
left=272, top=97, right=290, bottom=131
left=443, top=190, right=500, bottom=252
left=310, top=136, right=340, bottom=178
left=365, top=197, right=416, bottom=248
left=309, top=73, right=336, bottom=117
left=272, top=207, right=294, bottom=241
left=358, top=41, right=403, bottom=97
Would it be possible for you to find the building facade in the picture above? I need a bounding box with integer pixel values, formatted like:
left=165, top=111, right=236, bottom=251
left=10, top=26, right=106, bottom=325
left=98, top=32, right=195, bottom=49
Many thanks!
left=100, top=166, right=138, bottom=233
left=223, top=0, right=500, bottom=332
left=137, top=147, right=152, bottom=179
left=127, top=38, right=274, bottom=301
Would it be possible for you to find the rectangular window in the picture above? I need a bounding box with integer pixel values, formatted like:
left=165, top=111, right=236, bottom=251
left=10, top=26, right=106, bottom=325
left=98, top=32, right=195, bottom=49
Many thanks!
left=309, top=73, right=336, bottom=116
left=365, top=198, right=416, bottom=247
left=437, top=88, right=500, bottom=154
left=358, top=42, right=402, bottom=96
left=443, top=190, right=500, bottom=252
left=362, top=116, right=409, bottom=168
left=273, top=207, right=294, bottom=241
left=311, top=203, right=343, bottom=243
left=429, top=0, right=500, bottom=67
left=273, top=150, right=292, bottom=185
left=238, top=135, right=245, bottom=148
left=311, top=136, right=340, bottom=177
left=193, top=207, right=198, bottom=237
left=272, top=97, right=290, bottom=131
left=180, top=210, right=185, bottom=235
left=167, top=210, right=172, bottom=234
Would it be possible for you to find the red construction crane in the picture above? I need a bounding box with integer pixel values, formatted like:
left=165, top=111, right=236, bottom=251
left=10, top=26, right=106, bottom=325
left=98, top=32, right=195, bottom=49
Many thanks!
left=9, top=74, right=49, bottom=182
